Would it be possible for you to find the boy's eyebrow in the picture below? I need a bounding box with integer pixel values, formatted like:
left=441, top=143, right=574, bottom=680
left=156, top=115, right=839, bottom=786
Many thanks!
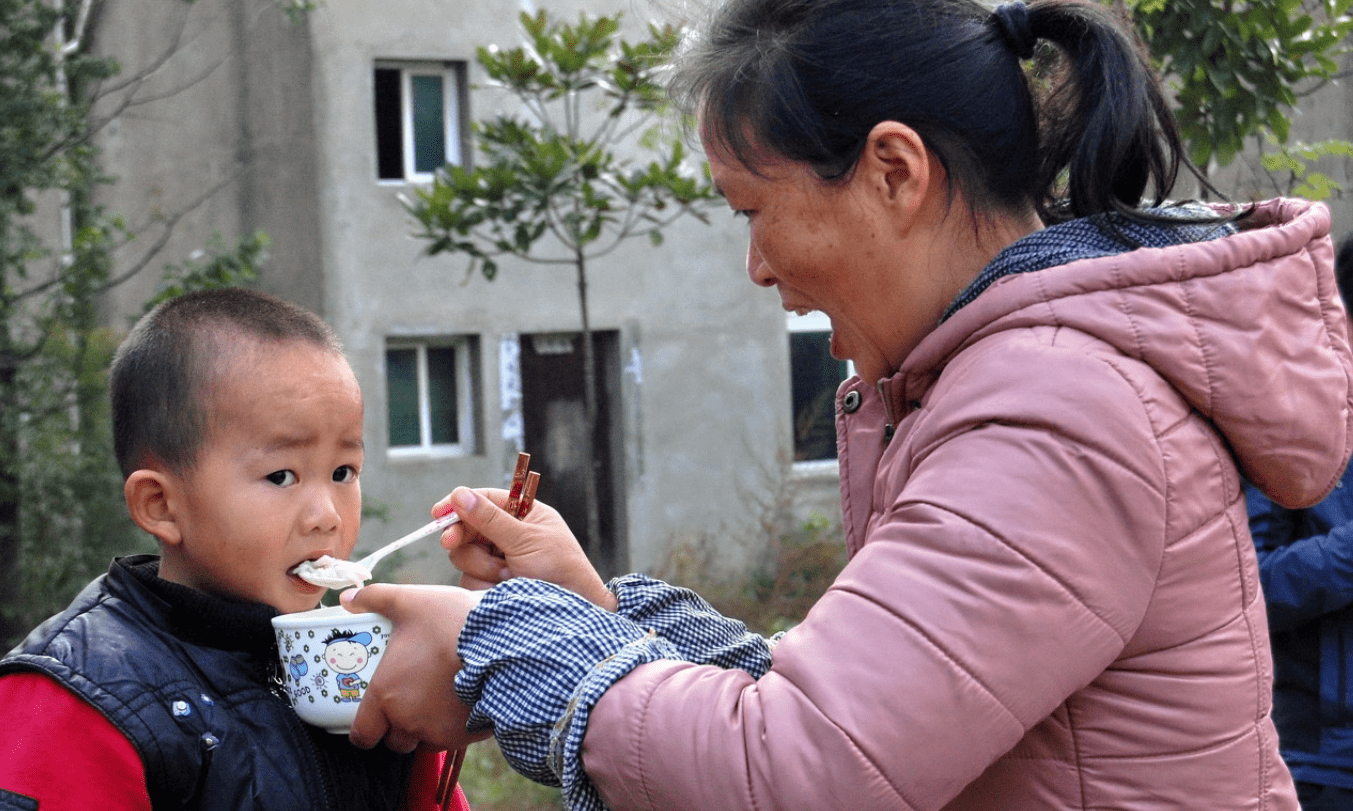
left=261, top=435, right=365, bottom=453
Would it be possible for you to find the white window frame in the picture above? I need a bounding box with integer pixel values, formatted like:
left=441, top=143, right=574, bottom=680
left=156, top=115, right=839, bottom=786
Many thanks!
left=787, top=312, right=853, bottom=472
left=386, top=337, right=476, bottom=459
left=375, top=61, right=464, bottom=183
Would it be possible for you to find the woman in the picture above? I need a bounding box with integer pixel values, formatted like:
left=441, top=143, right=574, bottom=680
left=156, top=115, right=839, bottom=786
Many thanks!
left=345, top=0, right=1353, bottom=808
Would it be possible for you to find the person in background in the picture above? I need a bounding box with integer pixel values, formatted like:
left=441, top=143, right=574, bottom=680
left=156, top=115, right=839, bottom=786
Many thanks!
left=0, top=288, right=467, bottom=811
left=341, top=0, right=1353, bottom=808
left=1246, top=232, right=1353, bottom=811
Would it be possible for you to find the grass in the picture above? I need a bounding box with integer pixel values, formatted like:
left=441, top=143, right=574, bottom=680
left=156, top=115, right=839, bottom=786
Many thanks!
left=664, top=510, right=847, bottom=636
left=458, top=740, right=564, bottom=811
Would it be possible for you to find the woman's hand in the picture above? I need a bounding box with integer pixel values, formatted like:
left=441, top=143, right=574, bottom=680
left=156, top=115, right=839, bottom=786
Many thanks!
left=437, top=486, right=618, bottom=611
left=341, top=583, right=492, bottom=753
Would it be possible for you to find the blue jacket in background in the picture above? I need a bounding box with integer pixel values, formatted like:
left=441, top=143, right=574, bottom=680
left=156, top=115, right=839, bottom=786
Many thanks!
left=1249, top=466, right=1353, bottom=789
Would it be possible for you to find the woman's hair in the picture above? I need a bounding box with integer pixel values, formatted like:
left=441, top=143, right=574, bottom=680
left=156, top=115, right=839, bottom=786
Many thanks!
left=109, top=287, right=343, bottom=479
left=669, top=0, right=1210, bottom=224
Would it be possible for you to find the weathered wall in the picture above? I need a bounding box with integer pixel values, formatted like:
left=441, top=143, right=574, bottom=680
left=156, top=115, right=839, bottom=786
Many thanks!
left=94, top=0, right=325, bottom=323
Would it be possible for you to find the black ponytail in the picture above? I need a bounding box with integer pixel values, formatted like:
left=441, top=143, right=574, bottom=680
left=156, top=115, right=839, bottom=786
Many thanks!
left=1027, top=0, right=1208, bottom=223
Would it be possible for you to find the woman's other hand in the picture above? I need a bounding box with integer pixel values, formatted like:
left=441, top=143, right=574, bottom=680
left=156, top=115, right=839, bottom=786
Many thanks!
left=436, top=486, right=618, bottom=611
left=341, top=583, right=492, bottom=753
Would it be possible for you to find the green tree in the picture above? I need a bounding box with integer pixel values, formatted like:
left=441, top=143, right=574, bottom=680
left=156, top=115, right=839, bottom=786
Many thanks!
left=1, top=0, right=125, bottom=645
left=404, top=10, right=718, bottom=554
left=0, top=0, right=274, bottom=646
left=1125, top=0, right=1353, bottom=184
left=1256, top=135, right=1353, bottom=201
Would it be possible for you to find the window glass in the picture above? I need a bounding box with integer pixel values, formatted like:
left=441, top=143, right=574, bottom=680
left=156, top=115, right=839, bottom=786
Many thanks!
left=410, top=74, right=447, bottom=175
left=373, top=68, right=404, bottom=180
left=385, top=348, right=420, bottom=447
left=426, top=346, right=459, bottom=445
left=789, top=331, right=847, bottom=461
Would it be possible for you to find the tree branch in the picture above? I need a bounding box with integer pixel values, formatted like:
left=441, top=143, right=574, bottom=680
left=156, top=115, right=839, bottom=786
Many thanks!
left=97, top=173, right=241, bottom=294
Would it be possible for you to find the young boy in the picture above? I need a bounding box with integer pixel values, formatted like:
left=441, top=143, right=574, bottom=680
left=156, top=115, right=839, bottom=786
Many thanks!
left=0, top=288, right=468, bottom=811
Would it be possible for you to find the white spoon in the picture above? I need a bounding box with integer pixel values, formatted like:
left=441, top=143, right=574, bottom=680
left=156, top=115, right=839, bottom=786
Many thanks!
left=291, top=512, right=461, bottom=589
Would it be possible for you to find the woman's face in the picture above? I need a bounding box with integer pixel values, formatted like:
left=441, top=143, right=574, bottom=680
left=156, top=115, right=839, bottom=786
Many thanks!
left=705, top=129, right=958, bottom=384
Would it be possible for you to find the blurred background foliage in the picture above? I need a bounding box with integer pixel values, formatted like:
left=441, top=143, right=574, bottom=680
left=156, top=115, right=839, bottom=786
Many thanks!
left=1125, top=0, right=1353, bottom=193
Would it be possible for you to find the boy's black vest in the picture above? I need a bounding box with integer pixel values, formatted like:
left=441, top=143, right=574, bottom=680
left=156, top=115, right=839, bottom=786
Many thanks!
left=0, top=555, right=414, bottom=810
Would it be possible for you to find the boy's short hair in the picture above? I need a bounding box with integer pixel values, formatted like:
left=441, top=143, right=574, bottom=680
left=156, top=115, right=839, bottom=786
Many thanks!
left=110, top=287, right=343, bottom=479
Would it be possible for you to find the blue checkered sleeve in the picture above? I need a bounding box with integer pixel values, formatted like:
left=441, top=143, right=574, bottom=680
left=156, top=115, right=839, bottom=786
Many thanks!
left=609, top=573, right=776, bottom=672
left=453, top=576, right=776, bottom=811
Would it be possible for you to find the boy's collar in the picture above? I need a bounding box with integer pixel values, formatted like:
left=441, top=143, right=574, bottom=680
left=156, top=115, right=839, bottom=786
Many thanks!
left=116, top=554, right=281, bottom=652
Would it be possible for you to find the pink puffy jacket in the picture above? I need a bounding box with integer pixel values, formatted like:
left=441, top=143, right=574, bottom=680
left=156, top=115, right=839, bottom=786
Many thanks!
left=585, top=198, right=1353, bottom=810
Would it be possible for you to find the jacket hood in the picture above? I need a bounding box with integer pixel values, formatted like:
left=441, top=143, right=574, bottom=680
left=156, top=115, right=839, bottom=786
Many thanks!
left=902, top=198, right=1353, bottom=509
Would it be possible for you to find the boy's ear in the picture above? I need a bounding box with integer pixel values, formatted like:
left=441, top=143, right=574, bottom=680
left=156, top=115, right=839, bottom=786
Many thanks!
left=124, top=469, right=183, bottom=547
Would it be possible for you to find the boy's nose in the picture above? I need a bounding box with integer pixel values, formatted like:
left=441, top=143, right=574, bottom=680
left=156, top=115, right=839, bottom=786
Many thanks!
left=305, top=487, right=342, bottom=533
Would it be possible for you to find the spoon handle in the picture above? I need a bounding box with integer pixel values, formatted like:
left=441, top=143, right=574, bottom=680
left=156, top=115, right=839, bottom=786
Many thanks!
left=355, top=512, right=461, bottom=571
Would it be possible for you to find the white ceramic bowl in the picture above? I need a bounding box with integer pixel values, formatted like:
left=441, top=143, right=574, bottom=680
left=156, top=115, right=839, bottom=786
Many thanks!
left=271, top=605, right=392, bottom=733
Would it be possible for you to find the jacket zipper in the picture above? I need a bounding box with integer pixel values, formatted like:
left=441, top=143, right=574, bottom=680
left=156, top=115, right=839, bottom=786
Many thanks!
left=269, top=659, right=338, bottom=809
left=878, top=380, right=898, bottom=442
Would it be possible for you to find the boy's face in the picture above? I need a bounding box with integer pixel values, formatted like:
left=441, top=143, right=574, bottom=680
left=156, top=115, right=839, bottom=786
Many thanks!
left=161, top=339, right=364, bottom=614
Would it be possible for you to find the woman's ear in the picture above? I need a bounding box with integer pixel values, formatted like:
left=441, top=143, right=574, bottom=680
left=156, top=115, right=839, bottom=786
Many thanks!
left=861, top=120, right=934, bottom=210
left=124, top=469, right=183, bottom=547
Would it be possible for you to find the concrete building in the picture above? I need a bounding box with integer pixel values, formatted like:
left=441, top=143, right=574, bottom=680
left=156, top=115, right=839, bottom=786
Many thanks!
left=91, top=0, right=846, bottom=586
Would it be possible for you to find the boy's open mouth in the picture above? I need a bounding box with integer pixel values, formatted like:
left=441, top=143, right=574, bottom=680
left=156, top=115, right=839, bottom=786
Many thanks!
left=290, top=555, right=371, bottom=590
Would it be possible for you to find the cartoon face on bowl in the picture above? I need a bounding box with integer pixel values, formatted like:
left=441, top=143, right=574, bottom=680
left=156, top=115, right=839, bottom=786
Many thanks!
left=270, top=605, right=392, bottom=733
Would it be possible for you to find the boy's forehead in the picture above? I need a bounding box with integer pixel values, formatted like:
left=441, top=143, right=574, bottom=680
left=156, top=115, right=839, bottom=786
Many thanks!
left=207, top=328, right=342, bottom=368
left=206, top=334, right=353, bottom=389
left=199, top=337, right=361, bottom=433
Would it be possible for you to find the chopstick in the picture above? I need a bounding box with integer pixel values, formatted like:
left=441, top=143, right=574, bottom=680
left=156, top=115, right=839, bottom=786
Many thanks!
left=504, top=452, right=531, bottom=517
left=438, top=452, right=539, bottom=809
left=436, top=747, right=465, bottom=810
left=518, top=470, right=540, bottom=519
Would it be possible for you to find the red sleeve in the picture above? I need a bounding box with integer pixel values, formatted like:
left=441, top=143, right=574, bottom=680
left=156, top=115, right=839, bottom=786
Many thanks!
left=0, top=673, right=468, bottom=811
left=0, top=672, right=151, bottom=811
left=401, top=748, right=471, bottom=811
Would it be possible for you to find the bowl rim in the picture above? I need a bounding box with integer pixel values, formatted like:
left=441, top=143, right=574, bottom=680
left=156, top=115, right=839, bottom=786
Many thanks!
left=270, top=605, right=388, bottom=630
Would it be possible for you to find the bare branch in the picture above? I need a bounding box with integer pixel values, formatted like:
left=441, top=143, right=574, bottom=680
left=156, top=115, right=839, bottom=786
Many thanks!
left=12, top=171, right=240, bottom=307
left=97, top=174, right=241, bottom=293
left=90, top=4, right=196, bottom=97
left=91, top=0, right=279, bottom=126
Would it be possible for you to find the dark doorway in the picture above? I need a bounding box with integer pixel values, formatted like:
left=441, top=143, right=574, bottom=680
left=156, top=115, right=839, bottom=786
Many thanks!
left=520, top=331, right=626, bottom=578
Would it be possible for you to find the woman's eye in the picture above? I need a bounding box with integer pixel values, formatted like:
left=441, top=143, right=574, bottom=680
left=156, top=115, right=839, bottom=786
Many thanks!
left=266, top=470, right=298, bottom=487
left=732, top=209, right=752, bottom=220
left=333, top=465, right=359, bottom=484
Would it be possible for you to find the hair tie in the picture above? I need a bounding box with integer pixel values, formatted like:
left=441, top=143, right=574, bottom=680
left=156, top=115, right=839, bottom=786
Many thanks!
left=993, top=1, right=1036, bottom=60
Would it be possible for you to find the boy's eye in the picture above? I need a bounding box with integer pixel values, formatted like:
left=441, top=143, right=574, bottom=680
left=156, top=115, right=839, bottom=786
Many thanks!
left=333, top=465, right=358, bottom=484
left=266, top=470, right=297, bottom=487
